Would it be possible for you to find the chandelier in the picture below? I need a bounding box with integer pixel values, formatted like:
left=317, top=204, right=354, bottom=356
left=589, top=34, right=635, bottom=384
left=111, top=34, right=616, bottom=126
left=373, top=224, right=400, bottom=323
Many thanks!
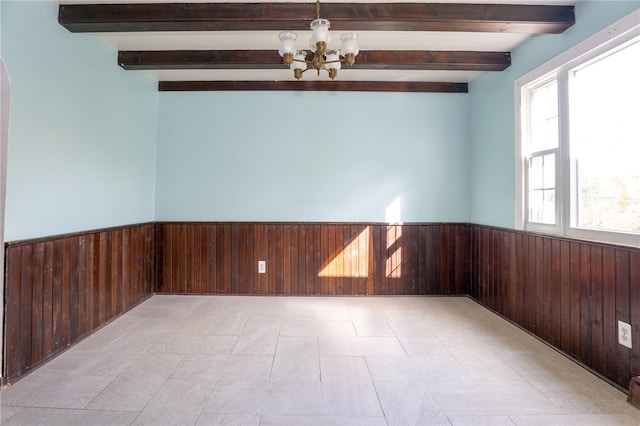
left=277, top=0, right=359, bottom=80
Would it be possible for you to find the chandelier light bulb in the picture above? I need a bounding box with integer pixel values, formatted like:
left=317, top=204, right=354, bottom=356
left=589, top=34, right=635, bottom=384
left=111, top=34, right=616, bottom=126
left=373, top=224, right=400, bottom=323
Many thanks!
left=309, top=18, right=331, bottom=52
left=340, top=33, right=359, bottom=56
left=278, top=31, right=298, bottom=57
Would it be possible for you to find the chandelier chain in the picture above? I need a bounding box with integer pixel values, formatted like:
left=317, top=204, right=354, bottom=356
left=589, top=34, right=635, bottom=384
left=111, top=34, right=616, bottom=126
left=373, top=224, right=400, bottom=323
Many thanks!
left=316, top=0, right=320, bottom=20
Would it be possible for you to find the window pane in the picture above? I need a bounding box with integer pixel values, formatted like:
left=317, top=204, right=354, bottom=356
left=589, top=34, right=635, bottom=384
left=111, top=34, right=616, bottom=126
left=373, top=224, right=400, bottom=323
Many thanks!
left=528, top=153, right=556, bottom=225
left=570, top=38, right=640, bottom=233
left=529, top=80, right=559, bottom=152
left=543, top=154, right=555, bottom=188
left=529, top=189, right=556, bottom=224
left=529, top=154, right=555, bottom=190
left=529, top=156, right=543, bottom=190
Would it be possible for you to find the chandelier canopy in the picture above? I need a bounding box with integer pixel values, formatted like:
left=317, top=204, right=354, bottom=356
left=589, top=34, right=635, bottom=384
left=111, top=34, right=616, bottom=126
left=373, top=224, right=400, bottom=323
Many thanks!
left=278, top=0, right=359, bottom=80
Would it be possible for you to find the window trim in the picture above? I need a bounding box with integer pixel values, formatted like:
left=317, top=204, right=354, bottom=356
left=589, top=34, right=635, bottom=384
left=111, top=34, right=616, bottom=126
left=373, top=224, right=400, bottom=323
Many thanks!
left=515, top=9, right=640, bottom=248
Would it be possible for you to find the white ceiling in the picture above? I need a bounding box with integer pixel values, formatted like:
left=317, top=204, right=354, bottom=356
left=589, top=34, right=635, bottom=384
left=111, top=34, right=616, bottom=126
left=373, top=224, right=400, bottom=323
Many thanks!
left=58, top=0, right=578, bottom=85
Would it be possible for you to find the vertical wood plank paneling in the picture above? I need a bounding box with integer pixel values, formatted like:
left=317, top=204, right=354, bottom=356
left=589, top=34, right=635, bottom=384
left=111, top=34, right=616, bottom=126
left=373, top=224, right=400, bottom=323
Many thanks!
left=276, top=224, right=285, bottom=295
left=154, top=224, right=164, bottom=293
left=336, top=225, right=346, bottom=296
left=350, top=225, right=358, bottom=295
left=313, top=224, right=321, bottom=295
left=499, top=231, right=508, bottom=316
left=199, top=224, right=209, bottom=294
left=61, top=238, right=71, bottom=348
left=119, top=231, right=129, bottom=317
left=601, top=247, right=617, bottom=382
left=52, top=239, right=64, bottom=353
left=590, top=246, right=604, bottom=374
left=268, top=224, right=277, bottom=294
left=524, top=235, right=536, bottom=333
left=283, top=224, right=291, bottom=295
left=92, top=233, right=103, bottom=327
left=629, top=250, right=640, bottom=380
left=179, top=224, right=188, bottom=293
left=7, top=222, right=637, bottom=390
left=362, top=225, right=373, bottom=296
left=511, top=233, right=522, bottom=325
left=189, top=225, right=198, bottom=293
left=472, top=225, right=639, bottom=391
left=168, top=224, right=176, bottom=292
left=440, top=225, right=451, bottom=295
left=342, top=226, right=351, bottom=296
left=111, top=230, right=122, bottom=318
left=615, top=249, right=631, bottom=387
left=19, top=245, right=33, bottom=374
left=31, top=243, right=45, bottom=365
left=370, top=224, right=381, bottom=295
left=417, top=226, right=426, bottom=295
left=68, top=237, right=80, bottom=344
left=433, top=225, right=443, bottom=295
left=534, top=237, right=544, bottom=337
left=569, top=241, right=581, bottom=359
left=6, top=246, right=22, bottom=379
left=579, top=244, right=592, bottom=366
left=208, top=224, right=217, bottom=293
left=230, top=224, right=239, bottom=294
left=409, top=225, right=419, bottom=294
left=261, top=224, right=270, bottom=294
left=223, top=224, right=232, bottom=294
left=42, top=241, right=54, bottom=359
left=550, top=239, right=561, bottom=346
left=506, top=232, right=517, bottom=323
left=150, top=222, right=474, bottom=298
left=559, top=241, right=571, bottom=353
left=250, top=223, right=258, bottom=294
left=246, top=223, right=255, bottom=295
left=320, top=225, right=329, bottom=295
left=187, top=224, right=196, bottom=294
left=290, top=224, right=299, bottom=295
left=4, top=224, right=154, bottom=383
left=298, top=224, right=308, bottom=295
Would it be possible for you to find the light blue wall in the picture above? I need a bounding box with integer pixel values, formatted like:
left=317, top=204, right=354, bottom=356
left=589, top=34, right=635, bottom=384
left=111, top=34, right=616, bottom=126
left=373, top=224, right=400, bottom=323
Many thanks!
left=2, top=1, right=158, bottom=241
left=7, top=1, right=633, bottom=236
left=0, top=2, right=3, bottom=58
left=469, top=0, right=640, bottom=228
left=156, top=91, right=470, bottom=223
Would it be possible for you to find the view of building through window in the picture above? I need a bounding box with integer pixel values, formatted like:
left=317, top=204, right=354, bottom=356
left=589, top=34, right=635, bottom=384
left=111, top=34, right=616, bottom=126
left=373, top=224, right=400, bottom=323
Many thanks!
left=520, top=28, right=640, bottom=244
left=527, top=80, right=558, bottom=225
left=569, top=38, right=640, bottom=233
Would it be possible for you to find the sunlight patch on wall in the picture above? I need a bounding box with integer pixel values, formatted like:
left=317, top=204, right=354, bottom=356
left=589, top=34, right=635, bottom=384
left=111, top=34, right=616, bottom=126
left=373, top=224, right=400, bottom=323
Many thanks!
left=385, top=196, right=402, bottom=224
left=318, top=227, right=370, bottom=278
left=386, top=225, right=402, bottom=278
left=385, top=196, right=403, bottom=278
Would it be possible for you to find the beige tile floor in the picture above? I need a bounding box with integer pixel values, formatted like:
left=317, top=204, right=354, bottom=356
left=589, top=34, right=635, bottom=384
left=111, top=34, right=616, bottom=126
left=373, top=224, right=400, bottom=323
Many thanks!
left=0, top=295, right=638, bottom=426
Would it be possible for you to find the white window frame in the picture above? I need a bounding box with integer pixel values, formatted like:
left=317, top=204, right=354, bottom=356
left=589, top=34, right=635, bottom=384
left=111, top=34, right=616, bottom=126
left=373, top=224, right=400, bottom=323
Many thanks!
left=515, top=9, right=640, bottom=248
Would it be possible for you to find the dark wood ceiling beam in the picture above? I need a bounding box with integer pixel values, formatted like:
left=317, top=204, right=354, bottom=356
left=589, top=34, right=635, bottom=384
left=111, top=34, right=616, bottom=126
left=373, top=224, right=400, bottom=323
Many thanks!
left=59, top=3, right=575, bottom=34
left=119, top=50, right=511, bottom=71
left=158, top=80, right=468, bottom=93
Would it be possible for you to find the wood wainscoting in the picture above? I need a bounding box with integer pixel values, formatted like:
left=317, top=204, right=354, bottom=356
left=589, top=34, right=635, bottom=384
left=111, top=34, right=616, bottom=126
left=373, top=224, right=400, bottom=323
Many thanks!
left=472, top=225, right=640, bottom=390
left=4, top=221, right=639, bottom=391
left=3, top=224, right=155, bottom=383
left=155, top=222, right=472, bottom=296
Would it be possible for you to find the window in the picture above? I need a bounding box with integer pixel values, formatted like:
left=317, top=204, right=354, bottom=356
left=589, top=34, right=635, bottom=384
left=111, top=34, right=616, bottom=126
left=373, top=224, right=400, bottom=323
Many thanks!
left=516, top=10, right=640, bottom=247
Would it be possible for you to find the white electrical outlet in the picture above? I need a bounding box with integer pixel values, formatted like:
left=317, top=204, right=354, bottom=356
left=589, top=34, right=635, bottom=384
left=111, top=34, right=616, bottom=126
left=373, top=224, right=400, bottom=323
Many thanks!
left=258, top=260, right=266, bottom=274
left=618, top=320, right=632, bottom=349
